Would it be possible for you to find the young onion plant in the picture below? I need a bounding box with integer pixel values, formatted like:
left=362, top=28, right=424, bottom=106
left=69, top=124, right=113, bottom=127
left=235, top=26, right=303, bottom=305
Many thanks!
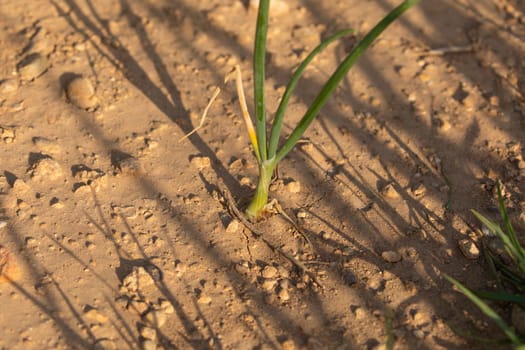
left=244, top=0, right=421, bottom=218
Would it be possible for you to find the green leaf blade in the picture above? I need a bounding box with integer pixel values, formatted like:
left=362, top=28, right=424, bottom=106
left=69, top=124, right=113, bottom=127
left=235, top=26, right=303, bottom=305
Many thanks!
left=254, top=0, right=270, bottom=161
left=275, top=0, right=421, bottom=162
left=267, top=29, right=354, bottom=159
left=444, top=274, right=521, bottom=345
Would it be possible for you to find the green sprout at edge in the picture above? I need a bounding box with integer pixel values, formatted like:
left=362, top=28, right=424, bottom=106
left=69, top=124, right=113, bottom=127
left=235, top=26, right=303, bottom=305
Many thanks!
left=245, top=0, right=421, bottom=218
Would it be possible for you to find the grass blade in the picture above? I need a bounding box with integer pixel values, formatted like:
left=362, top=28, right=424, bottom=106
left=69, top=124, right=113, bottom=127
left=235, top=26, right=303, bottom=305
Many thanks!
left=496, top=184, right=525, bottom=269
left=267, top=28, right=354, bottom=159
left=275, top=0, right=421, bottom=162
left=235, top=65, right=261, bottom=162
left=475, top=290, right=525, bottom=305
left=254, top=0, right=270, bottom=161
left=444, top=274, right=522, bottom=345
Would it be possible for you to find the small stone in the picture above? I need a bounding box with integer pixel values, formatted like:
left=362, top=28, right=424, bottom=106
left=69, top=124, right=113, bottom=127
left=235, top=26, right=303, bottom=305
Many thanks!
left=457, top=239, right=480, bottom=259
left=111, top=205, right=137, bottom=219
left=413, top=329, right=425, bottom=339
left=190, top=156, right=211, bottom=170
left=278, top=288, right=290, bottom=301
left=139, top=325, right=157, bottom=340
left=141, top=339, right=157, bottom=350
left=197, top=293, right=212, bottom=305
left=122, top=266, right=155, bottom=292
left=285, top=181, right=301, bottom=193
left=0, top=246, right=20, bottom=283
left=281, top=339, right=296, bottom=350
left=94, top=339, right=116, bottom=350
left=143, top=310, right=167, bottom=328
left=0, top=222, right=6, bottom=230
left=128, top=299, right=149, bottom=315
left=380, top=183, right=400, bottom=199
left=296, top=209, right=307, bottom=219
left=66, top=76, right=99, bottom=110
left=489, top=95, right=500, bottom=107
left=354, top=307, right=366, bottom=320
left=261, top=279, right=277, bottom=291
left=0, top=79, right=19, bottom=94
left=381, top=250, right=402, bottom=263
left=17, top=53, right=48, bottom=81
left=1, top=126, right=16, bottom=143
left=32, top=137, right=61, bottom=155
left=437, top=118, right=451, bottom=131
left=411, top=183, right=426, bottom=196
left=84, top=305, right=109, bottom=323
left=225, top=219, right=241, bottom=233
left=261, top=265, right=278, bottom=279
left=367, top=276, right=384, bottom=291
left=158, top=299, right=174, bottom=314
left=29, top=157, right=63, bottom=181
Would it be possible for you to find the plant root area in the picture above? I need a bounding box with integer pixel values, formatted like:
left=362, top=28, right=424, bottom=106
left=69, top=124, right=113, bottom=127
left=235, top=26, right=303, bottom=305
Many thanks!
left=0, top=0, right=524, bottom=349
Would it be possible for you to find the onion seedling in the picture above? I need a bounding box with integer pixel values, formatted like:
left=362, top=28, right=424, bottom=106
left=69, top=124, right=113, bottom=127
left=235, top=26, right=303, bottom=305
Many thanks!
left=241, top=0, right=421, bottom=218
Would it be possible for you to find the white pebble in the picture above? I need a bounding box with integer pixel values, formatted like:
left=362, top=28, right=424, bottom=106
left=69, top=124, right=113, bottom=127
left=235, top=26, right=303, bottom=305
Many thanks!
left=381, top=250, right=402, bottom=263
left=66, top=76, right=99, bottom=110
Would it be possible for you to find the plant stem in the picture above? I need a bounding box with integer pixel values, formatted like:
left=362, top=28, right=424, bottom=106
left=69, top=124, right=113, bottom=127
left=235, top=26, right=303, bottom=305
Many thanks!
left=253, top=0, right=270, bottom=161
left=245, top=159, right=276, bottom=219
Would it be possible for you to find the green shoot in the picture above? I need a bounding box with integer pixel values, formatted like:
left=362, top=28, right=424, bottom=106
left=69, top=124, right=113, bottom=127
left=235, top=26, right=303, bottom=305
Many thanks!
left=444, top=274, right=521, bottom=345
left=445, top=182, right=525, bottom=347
left=243, top=0, right=421, bottom=218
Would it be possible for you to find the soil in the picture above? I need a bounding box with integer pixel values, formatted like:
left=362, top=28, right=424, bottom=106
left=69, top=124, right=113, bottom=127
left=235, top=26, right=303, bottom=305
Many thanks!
left=1, top=0, right=525, bottom=349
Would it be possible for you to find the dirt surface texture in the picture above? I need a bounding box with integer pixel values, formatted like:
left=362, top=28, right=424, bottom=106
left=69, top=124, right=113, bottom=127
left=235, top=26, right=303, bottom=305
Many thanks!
left=1, top=0, right=525, bottom=349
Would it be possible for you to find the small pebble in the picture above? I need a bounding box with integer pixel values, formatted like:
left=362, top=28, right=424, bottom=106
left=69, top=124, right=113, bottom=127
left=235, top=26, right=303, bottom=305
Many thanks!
left=0, top=246, right=20, bottom=283
left=457, top=239, right=480, bottom=259
left=354, top=307, right=366, bottom=320
left=94, top=339, right=116, bottom=350
left=141, top=339, right=157, bottom=350
left=84, top=306, right=109, bottom=323
left=158, top=299, right=175, bottom=314
left=296, top=209, right=307, bottom=219
left=411, top=183, right=426, bottom=196
left=128, top=299, right=149, bottom=315
left=66, top=76, right=99, bottom=110
left=32, top=137, right=62, bottom=155
left=367, top=276, right=383, bottom=291
left=0, top=79, right=19, bottom=94
left=122, top=266, right=155, bottom=292
left=278, top=288, right=290, bottom=301
left=29, top=157, right=63, bottom=181
left=413, top=329, right=425, bottom=339
left=261, top=279, right=277, bottom=291
left=381, top=250, right=402, bottom=263
left=261, top=265, right=278, bottom=279
left=380, top=183, right=400, bottom=199
left=139, top=325, right=157, bottom=340
left=17, top=53, right=48, bottom=81
left=285, top=181, right=301, bottom=193
left=281, top=339, right=296, bottom=350
left=226, top=219, right=241, bottom=233
left=190, top=156, right=211, bottom=170
left=197, top=293, right=212, bottom=305
left=143, top=309, right=167, bottom=328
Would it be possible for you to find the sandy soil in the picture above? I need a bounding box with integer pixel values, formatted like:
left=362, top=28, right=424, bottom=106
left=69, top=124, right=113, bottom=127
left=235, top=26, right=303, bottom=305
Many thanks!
left=1, top=0, right=525, bottom=349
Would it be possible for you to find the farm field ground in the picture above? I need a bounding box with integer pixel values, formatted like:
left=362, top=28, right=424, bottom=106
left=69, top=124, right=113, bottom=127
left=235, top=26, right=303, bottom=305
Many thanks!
left=0, top=0, right=524, bottom=349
